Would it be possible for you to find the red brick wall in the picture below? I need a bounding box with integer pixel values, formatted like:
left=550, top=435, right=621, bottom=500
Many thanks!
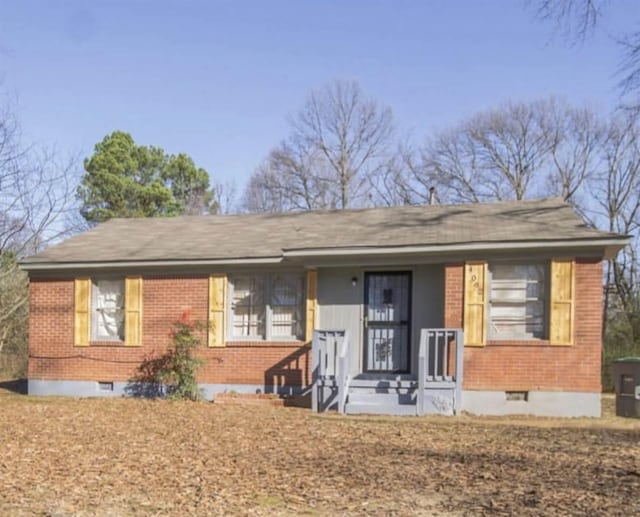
left=444, top=258, right=603, bottom=393
left=30, top=258, right=603, bottom=394
left=28, top=276, right=310, bottom=388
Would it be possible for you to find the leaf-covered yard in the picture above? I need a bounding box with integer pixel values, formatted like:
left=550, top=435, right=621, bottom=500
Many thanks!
left=0, top=387, right=638, bottom=516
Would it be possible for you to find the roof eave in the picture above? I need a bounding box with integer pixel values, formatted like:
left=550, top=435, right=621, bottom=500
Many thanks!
left=18, top=256, right=284, bottom=272
left=283, top=237, right=630, bottom=260
left=19, top=237, right=630, bottom=272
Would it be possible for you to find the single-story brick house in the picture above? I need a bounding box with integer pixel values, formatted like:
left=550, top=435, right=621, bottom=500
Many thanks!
left=20, top=198, right=628, bottom=416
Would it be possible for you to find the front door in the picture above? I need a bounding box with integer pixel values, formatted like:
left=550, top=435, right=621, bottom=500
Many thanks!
left=364, top=272, right=411, bottom=373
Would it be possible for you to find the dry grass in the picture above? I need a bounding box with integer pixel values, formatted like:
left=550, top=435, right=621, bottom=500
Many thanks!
left=0, top=386, right=638, bottom=516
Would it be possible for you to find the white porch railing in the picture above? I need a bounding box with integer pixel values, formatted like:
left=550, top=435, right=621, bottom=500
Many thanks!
left=417, top=328, right=464, bottom=415
left=311, top=329, right=350, bottom=413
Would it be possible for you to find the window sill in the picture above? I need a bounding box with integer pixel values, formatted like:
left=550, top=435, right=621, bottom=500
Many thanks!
left=87, top=341, right=127, bottom=347
left=486, top=339, right=551, bottom=347
left=225, top=340, right=306, bottom=348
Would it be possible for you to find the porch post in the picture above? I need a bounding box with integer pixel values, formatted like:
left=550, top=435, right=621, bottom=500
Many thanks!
left=311, top=330, right=319, bottom=413
left=454, top=329, right=464, bottom=415
left=417, top=329, right=427, bottom=416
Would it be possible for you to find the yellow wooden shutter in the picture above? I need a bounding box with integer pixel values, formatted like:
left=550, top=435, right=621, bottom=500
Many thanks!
left=305, top=270, right=318, bottom=343
left=464, top=262, right=487, bottom=347
left=550, top=259, right=575, bottom=345
left=124, top=276, right=143, bottom=346
left=208, top=274, right=227, bottom=347
left=74, top=278, right=91, bottom=347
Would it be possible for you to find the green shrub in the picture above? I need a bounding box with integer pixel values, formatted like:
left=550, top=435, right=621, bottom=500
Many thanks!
left=158, top=312, right=206, bottom=400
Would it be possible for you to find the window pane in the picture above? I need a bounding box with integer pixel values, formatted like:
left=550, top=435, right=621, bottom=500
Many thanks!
left=232, top=276, right=265, bottom=338
left=489, top=263, right=546, bottom=340
left=94, top=279, right=124, bottom=340
left=231, top=273, right=305, bottom=340
left=367, top=274, right=409, bottom=323
left=270, top=274, right=303, bottom=338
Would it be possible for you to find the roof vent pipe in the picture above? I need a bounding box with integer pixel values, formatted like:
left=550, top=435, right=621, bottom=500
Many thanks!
left=429, top=187, right=436, bottom=205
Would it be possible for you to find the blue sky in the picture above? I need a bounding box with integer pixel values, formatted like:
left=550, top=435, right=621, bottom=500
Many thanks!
left=0, top=0, right=636, bottom=192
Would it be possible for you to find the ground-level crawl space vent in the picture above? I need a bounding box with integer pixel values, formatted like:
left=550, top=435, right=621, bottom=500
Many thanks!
left=505, top=391, right=528, bottom=402
left=98, top=381, right=114, bottom=392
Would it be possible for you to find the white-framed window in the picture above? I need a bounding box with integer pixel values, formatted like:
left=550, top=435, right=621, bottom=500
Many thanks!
left=232, top=276, right=266, bottom=338
left=92, top=278, right=125, bottom=341
left=488, top=263, right=547, bottom=340
left=230, top=273, right=304, bottom=340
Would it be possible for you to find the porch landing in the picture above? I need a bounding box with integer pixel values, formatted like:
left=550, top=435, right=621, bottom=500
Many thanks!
left=318, top=374, right=458, bottom=416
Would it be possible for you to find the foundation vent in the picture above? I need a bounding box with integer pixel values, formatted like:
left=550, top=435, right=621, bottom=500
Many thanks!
left=505, top=391, right=528, bottom=402
left=98, top=381, right=114, bottom=392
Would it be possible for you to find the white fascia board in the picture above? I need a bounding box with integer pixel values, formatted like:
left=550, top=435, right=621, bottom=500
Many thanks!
left=282, top=238, right=629, bottom=258
left=19, top=256, right=284, bottom=272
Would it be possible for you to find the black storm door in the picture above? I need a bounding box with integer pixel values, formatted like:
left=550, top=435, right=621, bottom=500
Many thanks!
left=364, top=272, right=411, bottom=373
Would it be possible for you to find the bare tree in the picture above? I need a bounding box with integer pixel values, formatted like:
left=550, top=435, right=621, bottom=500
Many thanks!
left=0, top=96, right=79, bottom=377
left=420, top=100, right=547, bottom=202
left=619, top=31, right=640, bottom=104
left=211, top=179, right=238, bottom=215
left=367, top=142, right=421, bottom=207
left=243, top=143, right=336, bottom=212
left=543, top=102, right=604, bottom=203
left=531, top=0, right=605, bottom=43
left=530, top=0, right=640, bottom=108
left=244, top=80, right=395, bottom=212
left=413, top=99, right=603, bottom=206
left=581, top=111, right=640, bottom=376
left=591, top=112, right=640, bottom=301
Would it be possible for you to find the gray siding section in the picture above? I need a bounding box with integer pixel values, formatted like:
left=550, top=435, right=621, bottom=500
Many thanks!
left=317, top=265, right=444, bottom=376
left=317, top=268, right=363, bottom=375
left=411, top=265, right=445, bottom=374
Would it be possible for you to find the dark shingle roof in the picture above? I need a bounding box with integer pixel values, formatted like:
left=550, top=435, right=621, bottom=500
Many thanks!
left=21, top=198, right=626, bottom=266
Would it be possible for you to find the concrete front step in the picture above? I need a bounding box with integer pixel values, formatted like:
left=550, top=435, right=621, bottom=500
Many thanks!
left=345, top=391, right=418, bottom=416
left=346, top=401, right=418, bottom=416
left=348, top=391, right=416, bottom=404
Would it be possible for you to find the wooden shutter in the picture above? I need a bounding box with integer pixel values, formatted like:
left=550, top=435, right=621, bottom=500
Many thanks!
left=125, top=276, right=143, bottom=346
left=550, top=259, right=575, bottom=345
left=464, top=262, right=487, bottom=347
left=208, top=274, right=227, bottom=347
left=305, top=270, right=318, bottom=343
left=74, top=278, right=91, bottom=347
